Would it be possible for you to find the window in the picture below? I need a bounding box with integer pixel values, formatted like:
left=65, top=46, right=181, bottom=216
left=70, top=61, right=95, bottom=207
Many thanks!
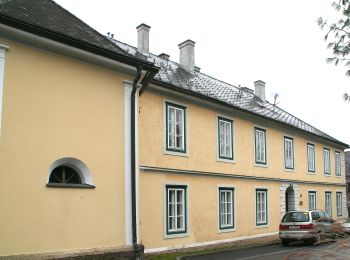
left=166, top=102, right=186, bottom=153
left=324, top=148, right=331, bottom=175
left=219, top=188, right=234, bottom=230
left=166, top=185, right=187, bottom=235
left=218, top=117, right=233, bottom=160
left=336, top=192, right=342, bottom=217
left=256, top=189, right=268, bottom=226
left=308, top=191, right=316, bottom=210
left=335, top=152, right=341, bottom=176
left=307, top=143, right=315, bottom=172
left=49, top=166, right=81, bottom=184
left=254, top=127, right=266, bottom=165
left=47, top=157, right=94, bottom=188
left=325, top=192, right=332, bottom=216
left=284, top=137, right=294, bottom=170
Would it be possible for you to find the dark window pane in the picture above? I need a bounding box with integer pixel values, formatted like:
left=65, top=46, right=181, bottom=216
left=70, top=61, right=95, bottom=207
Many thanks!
left=49, top=166, right=82, bottom=184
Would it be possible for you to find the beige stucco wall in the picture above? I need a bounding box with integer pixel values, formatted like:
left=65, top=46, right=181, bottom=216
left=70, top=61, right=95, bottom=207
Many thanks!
left=0, top=38, right=132, bottom=256
left=139, top=171, right=347, bottom=249
left=139, top=89, right=346, bottom=184
left=138, top=88, right=347, bottom=250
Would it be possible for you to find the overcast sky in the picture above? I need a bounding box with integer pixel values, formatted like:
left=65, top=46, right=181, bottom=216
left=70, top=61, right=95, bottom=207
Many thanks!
left=56, top=0, right=350, bottom=146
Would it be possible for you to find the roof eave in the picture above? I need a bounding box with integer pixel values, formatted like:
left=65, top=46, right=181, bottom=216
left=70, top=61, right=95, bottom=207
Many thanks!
left=0, top=13, right=159, bottom=73
left=152, top=79, right=349, bottom=148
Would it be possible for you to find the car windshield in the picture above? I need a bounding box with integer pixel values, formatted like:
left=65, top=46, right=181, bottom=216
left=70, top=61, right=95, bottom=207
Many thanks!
left=282, top=212, right=310, bottom=222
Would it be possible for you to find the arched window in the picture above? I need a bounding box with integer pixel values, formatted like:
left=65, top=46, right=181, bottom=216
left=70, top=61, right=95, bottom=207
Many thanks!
left=47, top=158, right=95, bottom=188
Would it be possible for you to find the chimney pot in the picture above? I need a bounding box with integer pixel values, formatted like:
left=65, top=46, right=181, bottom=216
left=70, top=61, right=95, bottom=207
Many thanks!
left=136, top=23, right=151, bottom=52
left=158, top=53, right=170, bottom=60
left=254, top=80, right=266, bottom=101
left=195, top=66, right=201, bottom=73
left=178, top=39, right=195, bottom=73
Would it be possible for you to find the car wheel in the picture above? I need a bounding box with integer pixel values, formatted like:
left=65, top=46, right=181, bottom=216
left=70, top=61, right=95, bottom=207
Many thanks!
left=281, top=239, right=289, bottom=246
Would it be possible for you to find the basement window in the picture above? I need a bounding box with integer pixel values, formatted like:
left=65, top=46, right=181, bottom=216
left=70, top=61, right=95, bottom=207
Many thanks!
left=47, top=157, right=95, bottom=188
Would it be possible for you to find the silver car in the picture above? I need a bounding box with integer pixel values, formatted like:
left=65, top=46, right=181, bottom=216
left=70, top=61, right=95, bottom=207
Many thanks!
left=279, top=210, right=335, bottom=246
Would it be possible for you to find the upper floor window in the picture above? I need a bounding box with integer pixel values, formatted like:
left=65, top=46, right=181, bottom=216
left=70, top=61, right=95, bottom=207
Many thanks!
left=218, top=117, right=233, bottom=160
left=254, top=127, right=266, bottom=165
left=219, top=187, right=234, bottom=230
left=284, top=137, right=294, bottom=170
left=307, top=143, right=315, bottom=173
left=335, top=151, right=341, bottom=176
left=165, top=102, right=186, bottom=153
left=49, top=166, right=81, bottom=184
left=166, top=185, right=187, bottom=235
left=324, top=148, right=331, bottom=175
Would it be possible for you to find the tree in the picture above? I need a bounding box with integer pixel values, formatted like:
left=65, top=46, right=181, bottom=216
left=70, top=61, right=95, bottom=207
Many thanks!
left=318, top=0, right=350, bottom=101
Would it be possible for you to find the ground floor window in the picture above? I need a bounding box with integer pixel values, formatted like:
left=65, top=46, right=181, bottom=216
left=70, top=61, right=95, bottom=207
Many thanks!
left=336, top=192, right=342, bottom=217
left=219, top=187, right=234, bottom=230
left=325, top=192, right=332, bottom=216
left=308, top=191, right=316, bottom=211
left=166, top=185, right=187, bottom=235
left=256, top=189, right=268, bottom=225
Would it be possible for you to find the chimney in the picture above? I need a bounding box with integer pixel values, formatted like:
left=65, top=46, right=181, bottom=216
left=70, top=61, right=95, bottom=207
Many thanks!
left=136, top=23, right=150, bottom=52
left=195, top=66, right=201, bottom=73
left=178, top=39, right=195, bottom=73
left=158, top=53, right=170, bottom=60
left=254, top=80, right=266, bottom=101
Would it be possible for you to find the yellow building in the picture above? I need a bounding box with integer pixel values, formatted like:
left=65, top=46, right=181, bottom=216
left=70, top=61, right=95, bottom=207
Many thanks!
left=114, top=24, right=349, bottom=253
left=0, top=0, right=348, bottom=258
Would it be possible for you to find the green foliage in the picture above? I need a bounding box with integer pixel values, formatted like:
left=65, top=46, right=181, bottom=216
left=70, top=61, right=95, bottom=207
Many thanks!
left=318, top=0, right=350, bottom=76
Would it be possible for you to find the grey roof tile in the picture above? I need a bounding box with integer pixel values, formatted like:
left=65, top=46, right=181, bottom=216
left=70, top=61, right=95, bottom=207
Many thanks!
left=113, top=39, right=347, bottom=147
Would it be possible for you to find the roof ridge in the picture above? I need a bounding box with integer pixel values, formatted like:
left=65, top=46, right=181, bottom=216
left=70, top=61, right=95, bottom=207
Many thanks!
left=48, top=0, right=129, bottom=56
left=112, top=38, right=247, bottom=94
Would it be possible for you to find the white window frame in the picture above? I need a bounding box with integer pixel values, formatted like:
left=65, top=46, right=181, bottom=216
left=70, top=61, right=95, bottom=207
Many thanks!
left=284, top=136, right=294, bottom=170
left=254, top=127, right=267, bottom=165
left=0, top=44, right=9, bottom=141
left=165, top=185, right=187, bottom=236
left=218, top=187, right=235, bottom=231
left=217, top=117, right=234, bottom=161
left=325, top=191, right=332, bottom=216
left=335, top=151, right=341, bottom=177
left=256, top=189, right=268, bottom=226
left=324, top=148, right=331, bottom=175
left=336, top=192, right=342, bottom=217
left=308, top=191, right=316, bottom=211
left=164, top=101, right=188, bottom=156
left=307, top=143, right=315, bottom=173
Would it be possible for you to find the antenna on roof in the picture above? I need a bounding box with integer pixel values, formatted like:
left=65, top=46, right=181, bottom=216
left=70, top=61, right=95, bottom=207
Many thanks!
left=273, top=93, right=280, bottom=106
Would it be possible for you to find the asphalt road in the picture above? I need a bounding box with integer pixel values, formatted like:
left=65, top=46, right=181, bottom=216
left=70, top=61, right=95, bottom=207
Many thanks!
left=185, top=240, right=350, bottom=260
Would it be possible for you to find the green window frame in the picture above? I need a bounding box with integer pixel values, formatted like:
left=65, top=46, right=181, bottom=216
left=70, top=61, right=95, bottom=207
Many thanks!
left=254, top=127, right=267, bottom=165
left=335, top=152, right=341, bottom=176
left=256, top=189, right=268, bottom=226
left=218, top=117, right=234, bottom=160
left=336, top=192, right=342, bottom=217
left=165, top=102, right=186, bottom=153
left=324, top=148, right=331, bottom=175
left=219, top=187, right=234, bottom=230
left=166, top=185, right=187, bottom=235
left=308, top=191, right=316, bottom=210
left=307, top=143, right=315, bottom=172
left=325, top=191, right=332, bottom=216
left=284, top=137, right=294, bottom=170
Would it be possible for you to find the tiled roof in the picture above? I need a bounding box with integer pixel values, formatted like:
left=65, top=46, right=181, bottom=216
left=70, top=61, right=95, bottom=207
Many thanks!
left=0, top=0, right=156, bottom=69
left=113, top=39, right=348, bottom=147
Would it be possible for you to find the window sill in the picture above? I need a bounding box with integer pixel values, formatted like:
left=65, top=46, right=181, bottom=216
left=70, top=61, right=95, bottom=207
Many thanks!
left=217, top=158, right=235, bottom=164
left=255, top=224, right=269, bottom=229
left=284, top=168, right=295, bottom=173
left=218, top=227, right=236, bottom=233
left=254, top=163, right=268, bottom=168
left=163, top=150, right=188, bottom=157
left=164, top=232, right=189, bottom=239
left=324, top=174, right=332, bottom=177
left=46, top=183, right=95, bottom=189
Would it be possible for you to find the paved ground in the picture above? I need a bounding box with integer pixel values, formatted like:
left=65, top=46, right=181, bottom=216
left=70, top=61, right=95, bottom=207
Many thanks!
left=185, top=239, right=350, bottom=260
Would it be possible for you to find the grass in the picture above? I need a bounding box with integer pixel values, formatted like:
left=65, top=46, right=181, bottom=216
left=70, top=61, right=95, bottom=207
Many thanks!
left=145, top=236, right=280, bottom=260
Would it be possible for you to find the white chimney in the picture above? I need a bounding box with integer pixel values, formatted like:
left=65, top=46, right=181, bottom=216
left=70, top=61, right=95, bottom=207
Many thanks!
left=178, top=39, right=195, bottom=73
left=136, top=23, right=150, bottom=52
left=254, top=80, right=266, bottom=101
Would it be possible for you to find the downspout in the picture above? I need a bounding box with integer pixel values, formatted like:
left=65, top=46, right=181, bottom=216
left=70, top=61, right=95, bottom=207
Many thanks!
left=131, top=65, right=142, bottom=259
